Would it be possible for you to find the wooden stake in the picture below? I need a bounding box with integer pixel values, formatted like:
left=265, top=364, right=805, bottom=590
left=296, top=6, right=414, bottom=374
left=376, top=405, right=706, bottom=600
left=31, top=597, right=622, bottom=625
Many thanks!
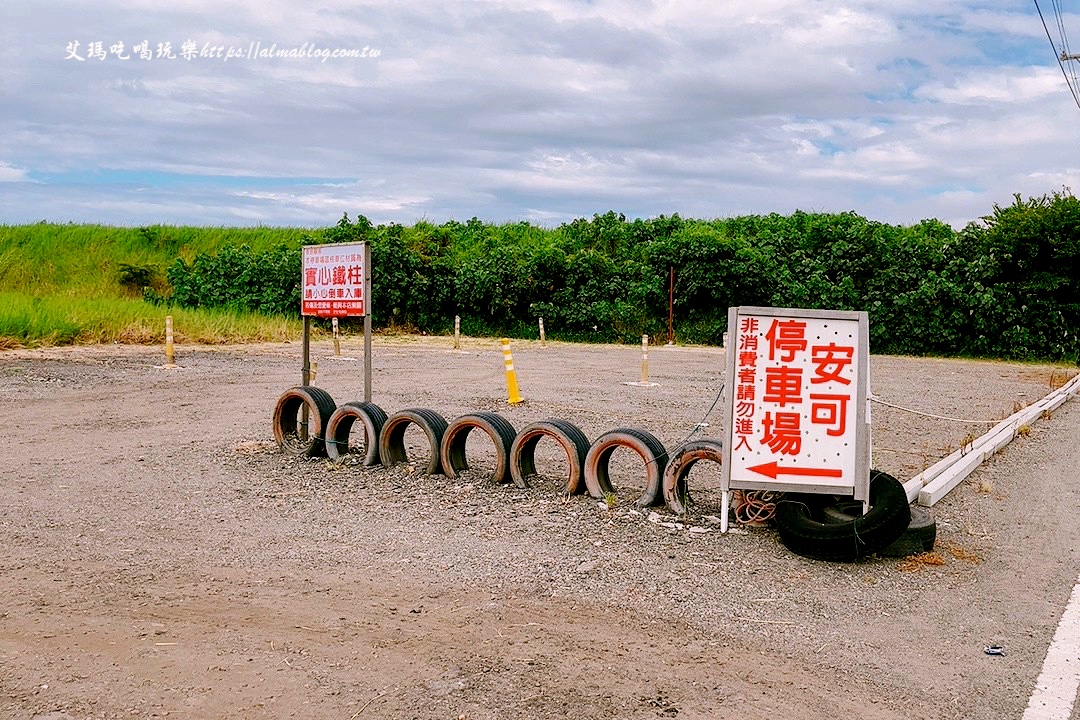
left=164, top=315, right=176, bottom=368
left=640, top=334, right=649, bottom=384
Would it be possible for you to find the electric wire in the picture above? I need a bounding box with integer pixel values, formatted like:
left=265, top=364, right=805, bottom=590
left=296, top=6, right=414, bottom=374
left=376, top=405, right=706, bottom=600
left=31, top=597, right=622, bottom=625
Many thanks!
left=1052, top=0, right=1080, bottom=103
left=1035, top=0, right=1080, bottom=112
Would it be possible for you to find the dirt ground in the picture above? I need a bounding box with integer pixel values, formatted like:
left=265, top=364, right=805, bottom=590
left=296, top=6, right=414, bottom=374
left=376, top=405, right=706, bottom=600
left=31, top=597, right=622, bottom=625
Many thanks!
left=2, top=336, right=1079, bottom=720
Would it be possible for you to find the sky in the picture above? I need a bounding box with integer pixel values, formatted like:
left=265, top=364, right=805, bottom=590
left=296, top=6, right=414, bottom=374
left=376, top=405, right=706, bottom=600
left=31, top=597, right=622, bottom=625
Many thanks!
left=1, top=1, right=1079, bottom=230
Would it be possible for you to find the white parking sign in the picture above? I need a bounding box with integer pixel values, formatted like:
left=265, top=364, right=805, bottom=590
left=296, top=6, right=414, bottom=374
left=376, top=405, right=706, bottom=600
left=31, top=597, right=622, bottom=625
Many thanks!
left=721, top=306, right=871, bottom=501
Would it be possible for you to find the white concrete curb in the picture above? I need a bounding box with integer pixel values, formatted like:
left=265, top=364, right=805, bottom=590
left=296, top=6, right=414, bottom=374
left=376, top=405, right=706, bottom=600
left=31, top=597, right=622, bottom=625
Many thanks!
left=902, top=372, right=1080, bottom=506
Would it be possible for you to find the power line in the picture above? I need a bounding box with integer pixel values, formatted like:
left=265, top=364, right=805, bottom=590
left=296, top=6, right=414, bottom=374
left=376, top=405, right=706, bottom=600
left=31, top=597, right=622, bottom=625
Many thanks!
left=1035, top=0, right=1080, bottom=112
left=1052, top=0, right=1080, bottom=93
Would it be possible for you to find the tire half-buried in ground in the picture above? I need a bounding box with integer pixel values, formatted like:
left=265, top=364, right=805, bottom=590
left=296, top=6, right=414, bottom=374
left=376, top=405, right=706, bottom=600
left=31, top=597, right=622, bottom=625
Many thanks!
left=509, top=419, right=591, bottom=494
left=439, top=411, right=517, bottom=484
left=584, top=427, right=668, bottom=508
left=325, top=401, right=387, bottom=466
left=821, top=500, right=936, bottom=557
left=272, top=386, right=337, bottom=457
left=661, top=437, right=724, bottom=515
left=773, top=470, right=911, bottom=562
left=379, top=408, right=449, bottom=475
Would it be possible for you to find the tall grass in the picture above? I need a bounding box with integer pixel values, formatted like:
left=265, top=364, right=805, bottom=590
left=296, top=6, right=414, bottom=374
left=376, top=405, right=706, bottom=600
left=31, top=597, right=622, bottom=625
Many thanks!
left=0, top=292, right=302, bottom=348
left=0, top=223, right=311, bottom=347
left=0, top=223, right=309, bottom=297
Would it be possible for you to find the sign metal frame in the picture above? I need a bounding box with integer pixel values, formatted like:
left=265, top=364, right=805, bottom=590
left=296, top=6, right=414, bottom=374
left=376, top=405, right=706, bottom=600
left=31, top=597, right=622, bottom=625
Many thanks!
left=299, top=241, right=373, bottom=402
left=719, top=306, right=871, bottom=514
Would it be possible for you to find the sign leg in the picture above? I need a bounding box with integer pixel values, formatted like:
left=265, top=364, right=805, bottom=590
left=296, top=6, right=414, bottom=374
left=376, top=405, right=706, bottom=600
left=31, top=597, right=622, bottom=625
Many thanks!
left=721, top=489, right=731, bottom=534
left=364, top=314, right=373, bottom=402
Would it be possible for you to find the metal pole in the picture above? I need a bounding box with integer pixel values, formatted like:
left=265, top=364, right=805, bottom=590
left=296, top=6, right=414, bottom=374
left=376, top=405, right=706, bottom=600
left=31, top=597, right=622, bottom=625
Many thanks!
left=454, top=315, right=461, bottom=350
left=302, top=316, right=311, bottom=386
left=667, top=266, right=675, bottom=345
left=539, top=317, right=546, bottom=348
left=364, top=242, right=373, bottom=403
left=301, top=315, right=310, bottom=442
left=332, top=317, right=341, bottom=357
left=640, top=334, right=649, bottom=384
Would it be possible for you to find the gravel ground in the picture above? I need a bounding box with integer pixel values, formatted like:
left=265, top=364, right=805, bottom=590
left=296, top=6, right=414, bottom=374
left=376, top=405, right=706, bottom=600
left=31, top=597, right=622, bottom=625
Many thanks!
left=1, top=336, right=1078, bottom=720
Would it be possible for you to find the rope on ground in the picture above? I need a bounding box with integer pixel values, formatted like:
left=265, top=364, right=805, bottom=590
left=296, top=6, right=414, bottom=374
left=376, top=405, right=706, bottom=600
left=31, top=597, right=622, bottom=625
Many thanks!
left=869, top=395, right=1000, bottom=424
left=734, top=489, right=782, bottom=525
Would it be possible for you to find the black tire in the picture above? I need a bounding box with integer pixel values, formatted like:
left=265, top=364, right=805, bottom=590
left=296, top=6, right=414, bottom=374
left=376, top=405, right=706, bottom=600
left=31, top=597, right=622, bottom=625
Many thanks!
left=509, top=418, right=591, bottom=494
left=821, top=501, right=937, bottom=557
left=661, top=438, right=724, bottom=515
left=774, top=470, right=912, bottom=562
left=440, top=411, right=517, bottom=484
left=379, top=408, right=449, bottom=475
left=584, top=427, right=668, bottom=508
left=325, top=401, right=387, bottom=466
left=272, top=386, right=336, bottom=457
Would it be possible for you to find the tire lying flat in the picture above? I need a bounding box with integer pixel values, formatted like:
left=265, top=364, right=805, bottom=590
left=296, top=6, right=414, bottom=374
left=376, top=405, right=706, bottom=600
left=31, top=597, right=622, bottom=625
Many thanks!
left=773, top=470, right=911, bottom=562
left=821, top=500, right=936, bottom=557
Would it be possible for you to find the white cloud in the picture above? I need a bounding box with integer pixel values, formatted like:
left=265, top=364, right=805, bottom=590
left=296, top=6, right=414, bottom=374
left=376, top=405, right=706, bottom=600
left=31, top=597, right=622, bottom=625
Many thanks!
left=917, top=66, right=1064, bottom=104
left=0, top=162, right=26, bottom=182
left=0, top=1, right=1078, bottom=228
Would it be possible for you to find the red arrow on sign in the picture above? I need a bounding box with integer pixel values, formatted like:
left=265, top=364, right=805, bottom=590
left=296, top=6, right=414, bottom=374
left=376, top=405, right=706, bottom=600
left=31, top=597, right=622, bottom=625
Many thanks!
left=747, top=461, right=843, bottom=480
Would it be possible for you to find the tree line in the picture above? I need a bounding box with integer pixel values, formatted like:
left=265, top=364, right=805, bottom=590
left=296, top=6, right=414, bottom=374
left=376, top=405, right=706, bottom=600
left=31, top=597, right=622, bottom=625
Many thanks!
left=155, top=190, right=1080, bottom=362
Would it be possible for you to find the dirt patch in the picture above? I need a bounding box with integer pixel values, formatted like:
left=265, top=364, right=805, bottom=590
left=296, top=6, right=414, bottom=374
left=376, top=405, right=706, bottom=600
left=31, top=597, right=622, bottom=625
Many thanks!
left=1, top=337, right=1078, bottom=719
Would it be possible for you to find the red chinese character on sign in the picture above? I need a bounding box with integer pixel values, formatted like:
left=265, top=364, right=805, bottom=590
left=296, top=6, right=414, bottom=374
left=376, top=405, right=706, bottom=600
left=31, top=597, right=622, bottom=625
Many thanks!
left=318, top=267, right=331, bottom=284
left=810, top=393, right=849, bottom=436
left=304, top=268, right=317, bottom=286
left=762, top=366, right=803, bottom=406
left=811, top=343, right=854, bottom=384
left=735, top=401, right=755, bottom=418
left=331, top=265, right=347, bottom=285
left=736, top=384, right=755, bottom=401
left=347, top=264, right=364, bottom=286
left=762, top=411, right=801, bottom=454
left=739, top=317, right=759, bottom=333
left=738, top=333, right=758, bottom=351
left=765, top=319, right=807, bottom=361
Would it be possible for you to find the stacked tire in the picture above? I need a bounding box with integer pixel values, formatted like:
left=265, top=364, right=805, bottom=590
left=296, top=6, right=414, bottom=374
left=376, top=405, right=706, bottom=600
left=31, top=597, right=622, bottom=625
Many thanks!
left=773, top=470, right=915, bottom=562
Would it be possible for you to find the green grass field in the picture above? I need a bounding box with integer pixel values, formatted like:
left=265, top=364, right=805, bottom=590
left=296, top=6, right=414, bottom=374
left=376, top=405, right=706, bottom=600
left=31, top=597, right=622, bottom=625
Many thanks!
left=0, top=223, right=309, bottom=347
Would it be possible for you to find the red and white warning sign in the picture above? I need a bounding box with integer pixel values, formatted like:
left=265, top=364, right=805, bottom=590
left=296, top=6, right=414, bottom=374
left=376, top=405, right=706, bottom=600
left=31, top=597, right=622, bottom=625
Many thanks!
left=301, top=242, right=369, bottom=318
left=721, top=306, right=871, bottom=500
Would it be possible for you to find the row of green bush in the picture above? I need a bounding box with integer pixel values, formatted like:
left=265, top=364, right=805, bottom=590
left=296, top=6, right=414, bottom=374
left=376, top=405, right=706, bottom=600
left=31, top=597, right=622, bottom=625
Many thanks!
left=137, top=190, right=1080, bottom=362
